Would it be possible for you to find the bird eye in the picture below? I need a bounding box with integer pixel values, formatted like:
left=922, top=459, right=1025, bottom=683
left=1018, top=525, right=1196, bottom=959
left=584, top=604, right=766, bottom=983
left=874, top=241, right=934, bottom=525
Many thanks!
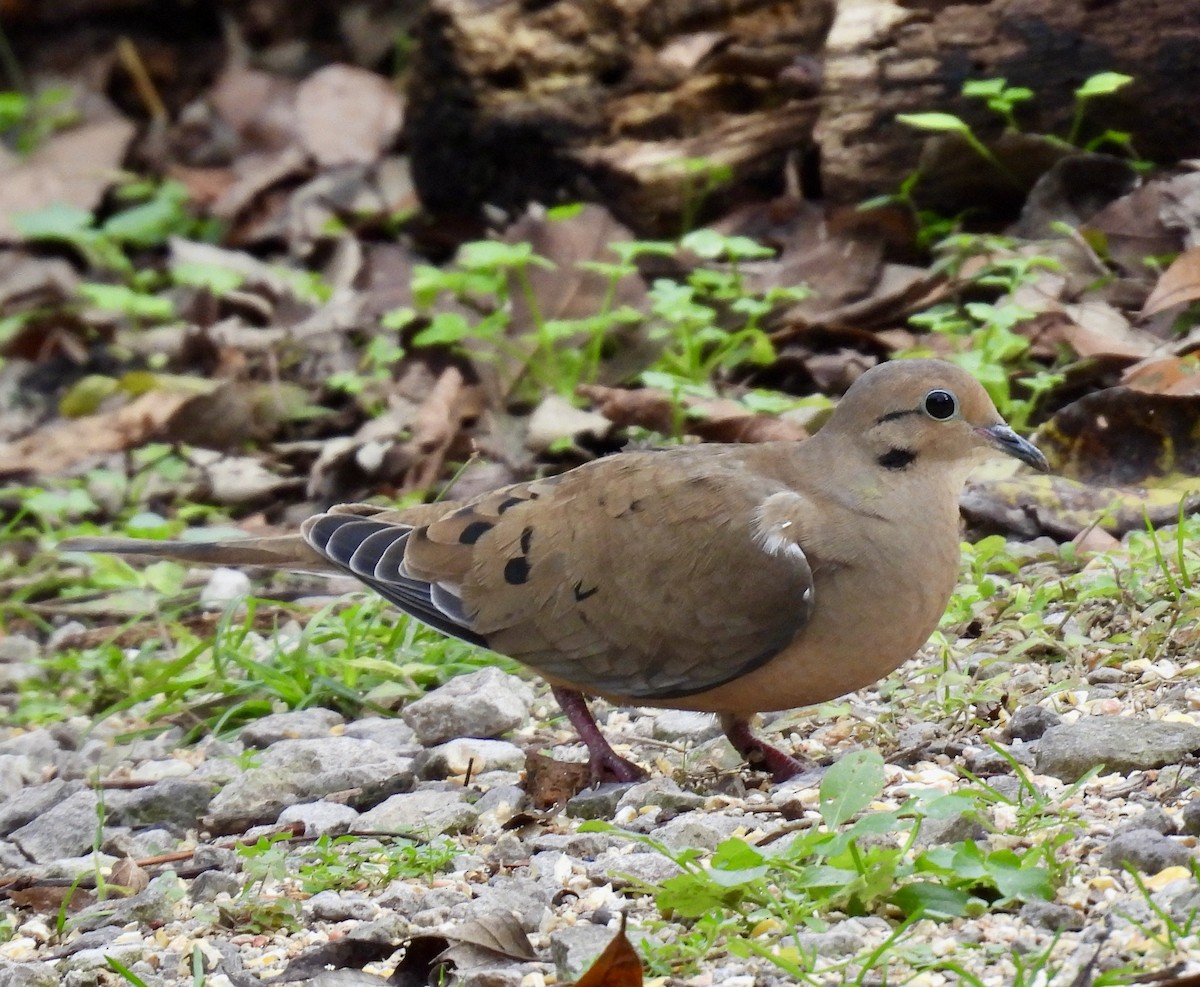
left=923, top=389, right=958, bottom=420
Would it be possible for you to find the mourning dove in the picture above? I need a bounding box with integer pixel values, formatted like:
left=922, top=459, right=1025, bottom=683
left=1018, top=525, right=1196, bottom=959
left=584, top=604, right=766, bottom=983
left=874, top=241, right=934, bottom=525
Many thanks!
left=62, top=358, right=1048, bottom=783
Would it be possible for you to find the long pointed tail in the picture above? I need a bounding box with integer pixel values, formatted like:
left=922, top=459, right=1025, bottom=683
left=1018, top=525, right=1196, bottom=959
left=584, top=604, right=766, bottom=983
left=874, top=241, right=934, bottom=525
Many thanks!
left=59, top=534, right=338, bottom=574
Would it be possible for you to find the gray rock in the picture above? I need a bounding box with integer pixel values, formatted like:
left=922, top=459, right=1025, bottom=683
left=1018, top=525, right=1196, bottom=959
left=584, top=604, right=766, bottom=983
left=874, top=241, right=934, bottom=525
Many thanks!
left=474, top=785, right=526, bottom=820
left=343, top=717, right=418, bottom=750
left=278, top=800, right=360, bottom=836
left=52, top=925, right=124, bottom=958
left=457, top=967, right=527, bottom=987
left=550, top=924, right=618, bottom=980
left=307, top=890, right=377, bottom=922
left=106, top=779, right=218, bottom=831
left=616, top=779, right=706, bottom=816
left=586, top=849, right=682, bottom=887
left=401, top=668, right=533, bottom=745
left=565, top=784, right=634, bottom=820
left=964, top=743, right=1035, bottom=775
left=0, top=755, right=34, bottom=800
left=203, top=737, right=414, bottom=833
left=1086, top=666, right=1125, bottom=685
left=1019, top=900, right=1084, bottom=931
left=1181, top=796, right=1200, bottom=836
left=190, top=870, right=242, bottom=902
left=652, top=710, right=721, bottom=743
left=0, top=634, right=38, bottom=664
left=192, top=845, right=239, bottom=873
left=0, top=961, right=59, bottom=986
left=789, top=922, right=867, bottom=957
left=0, top=841, right=26, bottom=870
left=914, top=810, right=987, bottom=847
left=46, top=621, right=86, bottom=651
left=102, top=827, right=179, bottom=859
left=240, top=708, right=346, bottom=747
left=1006, top=705, right=1062, bottom=742
left=1115, top=806, right=1175, bottom=837
left=0, top=730, right=62, bottom=771
left=1035, top=717, right=1200, bottom=782
left=199, top=566, right=252, bottom=609
left=9, top=789, right=100, bottom=863
left=653, top=812, right=745, bottom=854
left=462, top=878, right=550, bottom=930
left=416, top=738, right=526, bottom=779
left=72, top=873, right=181, bottom=933
left=357, top=788, right=479, bottom=836
left=1101, top=828, right=1191, bottom=874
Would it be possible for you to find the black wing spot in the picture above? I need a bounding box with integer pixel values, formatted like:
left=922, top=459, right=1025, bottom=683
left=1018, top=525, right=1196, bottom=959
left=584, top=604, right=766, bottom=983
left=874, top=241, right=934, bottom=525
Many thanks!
left=519, top=526, right=533, bottom=555
left=504, top=556, right=531, bottom=585
left=458, top=520, right=494, bottom=544
left=877, top=447, right=917, bottom=470
left=497, top=496, right=525, bottom=514
left=573, top=581, right=599, bottom=602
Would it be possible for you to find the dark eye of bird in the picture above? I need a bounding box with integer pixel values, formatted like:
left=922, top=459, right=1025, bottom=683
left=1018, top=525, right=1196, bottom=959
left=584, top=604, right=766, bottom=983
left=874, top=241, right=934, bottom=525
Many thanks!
left=923, top=389, right=957, bottom=420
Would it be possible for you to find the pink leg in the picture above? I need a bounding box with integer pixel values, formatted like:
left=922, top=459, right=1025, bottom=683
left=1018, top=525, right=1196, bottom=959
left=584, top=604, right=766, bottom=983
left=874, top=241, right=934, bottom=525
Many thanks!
left=552, top=687, right=647, bottom=784
left=721, top=714, right=812, bottom=783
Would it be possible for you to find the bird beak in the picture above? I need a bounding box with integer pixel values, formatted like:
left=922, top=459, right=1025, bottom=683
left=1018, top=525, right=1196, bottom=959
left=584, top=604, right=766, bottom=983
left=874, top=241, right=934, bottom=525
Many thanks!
left=977, top=424, right=1050, bottom=472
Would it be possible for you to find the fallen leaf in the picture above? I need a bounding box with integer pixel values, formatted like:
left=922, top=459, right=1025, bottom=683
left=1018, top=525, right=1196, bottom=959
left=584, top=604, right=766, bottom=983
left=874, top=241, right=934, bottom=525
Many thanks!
left=1141, top=246, right=1200, bottom=317
left=525, top=750, right=591, bottom=808
left=1121, top=355, right=1200, bottom=395
left=579, top=384, right=807, bottom=444
left=296, top=65, right=404, bottom=167
left=8, top=885, right=95, bottom=914
left=446, top=914, right=537, bottom=961
left=574, top=914, right=643, bottom=987
left=0, top=119, right=136, bottom=240
left=108, top=857, right=150, bottom=896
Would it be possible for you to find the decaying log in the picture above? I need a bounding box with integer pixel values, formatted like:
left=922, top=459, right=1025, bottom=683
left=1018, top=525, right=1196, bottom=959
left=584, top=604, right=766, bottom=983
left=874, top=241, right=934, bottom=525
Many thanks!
left=817, top=0, right=1200, bottom=210
left=405, top=0, right=833, bottom=235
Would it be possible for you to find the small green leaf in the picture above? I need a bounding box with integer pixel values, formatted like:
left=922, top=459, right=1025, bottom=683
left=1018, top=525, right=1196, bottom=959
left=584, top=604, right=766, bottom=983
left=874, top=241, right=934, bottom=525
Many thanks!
left=819, top=750, right=886, bottom=827
left=413, top=312, right=471, bottom=346
left=896, top=112, right=970, bottom=134
left=1075, top=72, right=1133, bottom=99
left=891, top=881, right=975, bottom=919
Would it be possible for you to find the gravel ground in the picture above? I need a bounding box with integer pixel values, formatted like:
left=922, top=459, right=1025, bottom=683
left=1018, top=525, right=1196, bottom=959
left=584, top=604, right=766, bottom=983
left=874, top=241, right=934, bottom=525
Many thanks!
left=4, top=598, right=1200, bottom=986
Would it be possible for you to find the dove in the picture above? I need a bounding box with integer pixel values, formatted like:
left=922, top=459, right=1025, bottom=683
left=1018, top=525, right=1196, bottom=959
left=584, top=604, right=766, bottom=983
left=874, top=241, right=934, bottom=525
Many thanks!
left=62, top=358, right=1048, bottom=783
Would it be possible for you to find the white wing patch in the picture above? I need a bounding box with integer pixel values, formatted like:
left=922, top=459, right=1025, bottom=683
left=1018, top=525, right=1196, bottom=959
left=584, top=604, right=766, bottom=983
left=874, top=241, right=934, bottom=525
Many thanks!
left=752, top=491, right=810, bottom=568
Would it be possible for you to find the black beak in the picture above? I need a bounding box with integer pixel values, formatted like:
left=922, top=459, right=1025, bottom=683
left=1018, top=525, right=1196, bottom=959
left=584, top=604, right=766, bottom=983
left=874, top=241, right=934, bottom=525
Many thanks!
left=977, top=424, right=1050, bottom=472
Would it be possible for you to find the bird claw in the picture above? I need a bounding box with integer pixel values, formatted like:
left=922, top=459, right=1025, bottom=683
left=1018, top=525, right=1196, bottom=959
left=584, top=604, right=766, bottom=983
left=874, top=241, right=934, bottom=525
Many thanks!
left=721, top=714, right=814, bottom=783
left=588, top=747, right=648, bottom=785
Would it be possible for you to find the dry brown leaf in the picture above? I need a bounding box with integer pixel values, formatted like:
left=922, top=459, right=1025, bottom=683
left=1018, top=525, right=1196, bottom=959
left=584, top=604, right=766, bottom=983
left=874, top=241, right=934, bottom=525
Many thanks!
left=403, top=366, right=483, bottom=490
left=295, top=64, right=404, bottom=167
left=525, top=751, right=591, bottom=808
left=0, top=389, right=190, bottom=477
left=1142, top=246, right=1200, bottom=318
left=0, top=119, right=136, bottom=239
left=574, top=914, right=643, bottom=987
left=108, top=857, right=150, bottom=896
left=8, top=885, right=95, bottom=915
left=1121, top=355, right=1200, bottom=395
left=579, top=384, right=807, bottom=444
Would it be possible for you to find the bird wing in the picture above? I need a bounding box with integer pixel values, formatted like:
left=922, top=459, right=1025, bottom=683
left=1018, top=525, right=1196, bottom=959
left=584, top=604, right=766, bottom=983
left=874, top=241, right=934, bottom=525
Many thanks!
left=303, top=447, right=816, bottom=702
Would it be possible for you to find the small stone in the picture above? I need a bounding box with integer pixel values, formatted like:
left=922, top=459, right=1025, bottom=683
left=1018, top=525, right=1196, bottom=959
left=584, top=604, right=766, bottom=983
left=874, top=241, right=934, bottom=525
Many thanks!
left=1086, top=666, right=1125, bottom=685
left=653, top=812, right=744, bottom=853
left=565, top=783, right=634, bottom=820
left=585, top=849, right=682, bottom=887
left=401, top=668, right=533, bottom=745
left=964, top=743, right=1035, bottom=775
left=1101, top=829, right=1191, bottom=874
left=1019, top=900, right=1084, bottom=931
left=277, top=799, right=360, bottom=836
left=9, top=789, right=100, bottom=863
left=1006, top=704, right=1061, bottom=742
left=616, top=779, right=706, bottom=816
left=416, top=738, right=526, bottom=779
left=192, top=845, right=240, bottom=873
left=0, top=635, right=39, bottom=664
left=46, top=621, right=87, bottom=651
left=72, top=873, right=181, bottom=933
left=550, top=924, right=619, bottom=981
left=462, top=878, right=551, bottom=930
left=106, top=778, right=218, bottom=831
left=307, top=890, right=376, bottom=921
left=240, top=707, right=345, bottom=747
left=1035, top=717, right=1200, bottom=782
left=190, top=869, right=242, bottom=902
left=914, top=811, right=987, bottom=847
left=343, top=717, right=418, bottom=750
left=1181, top=797, right=1200, bottom=836
left=199, top=566, right=253, bottom=609
left=357, top=787, right=479, bottom=836
left=1115, top=806, right=1176, bottom=837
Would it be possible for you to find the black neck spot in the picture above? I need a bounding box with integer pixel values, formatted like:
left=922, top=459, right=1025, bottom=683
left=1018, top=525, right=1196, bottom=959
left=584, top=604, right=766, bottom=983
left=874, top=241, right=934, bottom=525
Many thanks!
left=878, top=447, right=917, bottom=470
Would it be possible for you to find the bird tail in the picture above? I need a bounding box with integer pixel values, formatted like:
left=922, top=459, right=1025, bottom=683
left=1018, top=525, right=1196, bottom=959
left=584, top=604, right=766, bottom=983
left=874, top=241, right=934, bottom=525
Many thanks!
left=59, top=534, right=338, bottom=574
